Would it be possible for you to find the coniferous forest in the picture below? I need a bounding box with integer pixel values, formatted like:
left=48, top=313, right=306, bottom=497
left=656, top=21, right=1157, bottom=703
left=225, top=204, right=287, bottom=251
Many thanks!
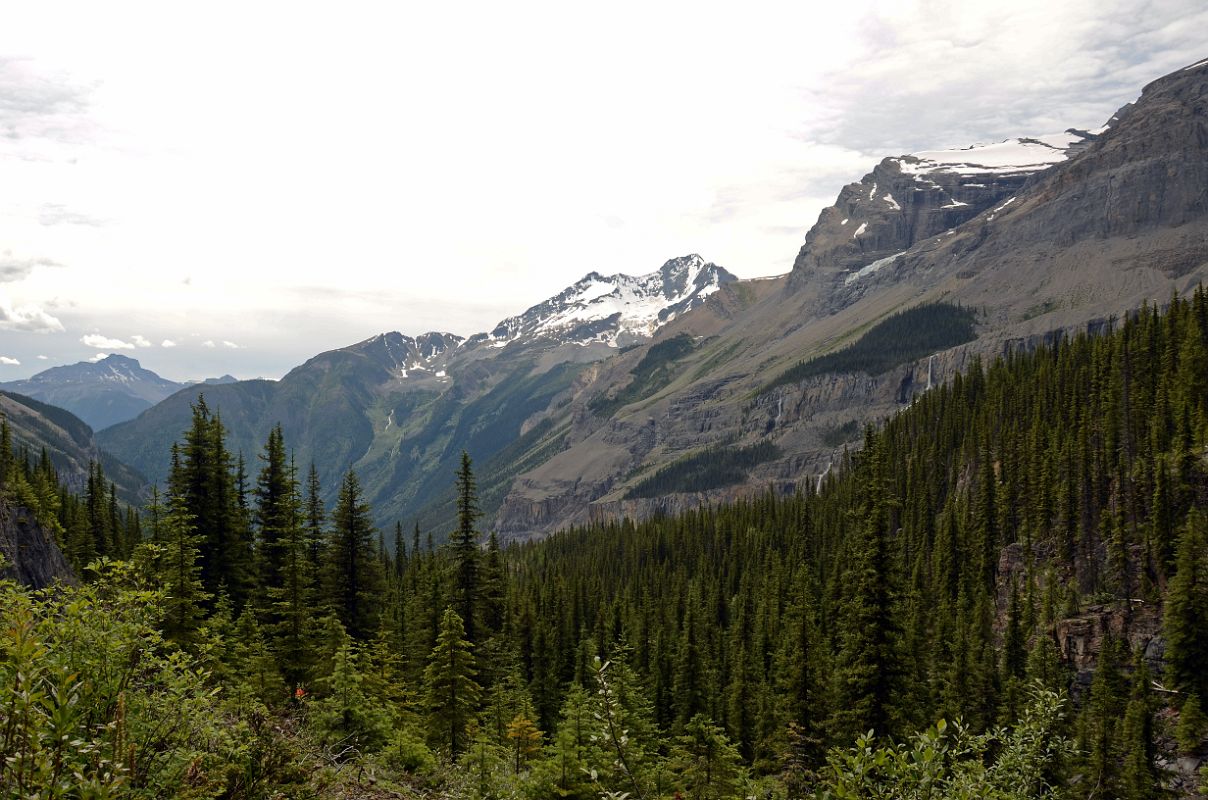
left=6, top=289, right=1208, bottom=798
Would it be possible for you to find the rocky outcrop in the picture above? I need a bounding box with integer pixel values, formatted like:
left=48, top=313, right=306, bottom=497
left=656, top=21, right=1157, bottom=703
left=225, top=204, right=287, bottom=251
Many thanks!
left=787, top=130, right=1099, bottom=291
left=0, top=501, right=76, bottom=589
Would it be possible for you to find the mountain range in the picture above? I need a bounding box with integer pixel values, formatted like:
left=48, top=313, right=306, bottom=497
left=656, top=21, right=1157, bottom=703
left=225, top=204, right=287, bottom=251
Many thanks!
left=76, top=58, right=1208, bottom=537
left=96, top=256, right=736, bottom=528
left=0, top=355, right=238, bottom=432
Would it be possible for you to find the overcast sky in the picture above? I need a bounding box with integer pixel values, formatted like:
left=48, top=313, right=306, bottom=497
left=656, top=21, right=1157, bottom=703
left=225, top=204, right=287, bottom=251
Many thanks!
left=1, top=0, right=1204, bottom=381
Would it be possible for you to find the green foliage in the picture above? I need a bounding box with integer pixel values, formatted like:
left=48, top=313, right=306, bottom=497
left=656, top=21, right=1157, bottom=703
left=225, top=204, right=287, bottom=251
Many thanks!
left=323, top=470, right=385, bottom=640
left=624, top=440, right=782, bottom=498
left=1165, top=510, right=1208, bottom=699
left=763, top=302, right=977, bottom=393
left=309, top=640, right=394, bottom=754
left=0, top=562, right=288, bottom=798
left=12, top=285, right=1208, bottom=798
left=671, top=713, right=743, bottom=800
left=1177, top=694, right=1207, bottom=755
left=451, top=451, right=482, bottom=645
left=815, top=686, right=1074, bottom=799
left=424, top=607, right=481, bottom=756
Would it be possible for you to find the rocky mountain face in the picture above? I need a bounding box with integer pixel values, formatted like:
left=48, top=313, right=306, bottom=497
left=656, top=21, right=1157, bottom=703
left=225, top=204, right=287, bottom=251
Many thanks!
left=789, top=131, right=1097, bottom=289
left=0, top=390, right=144, bottom=502
left=0, top=500, right=76, bottom=588
left=1, top=354, right=185, bottom=431
left=488, top=57, right=1208, bottom=539
left=97, top=256, right=733, bottom=531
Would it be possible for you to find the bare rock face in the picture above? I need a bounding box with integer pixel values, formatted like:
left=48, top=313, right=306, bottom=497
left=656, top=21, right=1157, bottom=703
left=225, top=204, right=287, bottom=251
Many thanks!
left=788, top=132, right=1098, bottom=289
left=0, top=501, right=76, bottom=589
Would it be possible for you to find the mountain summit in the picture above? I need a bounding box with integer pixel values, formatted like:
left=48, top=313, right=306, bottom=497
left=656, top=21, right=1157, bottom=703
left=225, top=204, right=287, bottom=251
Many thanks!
left=0, top=355, right=184, bottom=431
left=480, top=254, right=737, bottom=348
left=789, top=129, right=1099, bottom=288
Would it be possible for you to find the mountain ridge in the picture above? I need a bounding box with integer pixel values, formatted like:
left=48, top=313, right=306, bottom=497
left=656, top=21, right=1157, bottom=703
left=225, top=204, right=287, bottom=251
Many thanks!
left=97, top=255, right=736, bottom=528
left=0, top=354, right=185, bottom=431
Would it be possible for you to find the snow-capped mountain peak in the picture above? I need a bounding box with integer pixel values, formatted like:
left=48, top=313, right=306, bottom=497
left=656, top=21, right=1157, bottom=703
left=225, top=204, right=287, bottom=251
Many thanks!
left=484, top=254, right=736, bottom=348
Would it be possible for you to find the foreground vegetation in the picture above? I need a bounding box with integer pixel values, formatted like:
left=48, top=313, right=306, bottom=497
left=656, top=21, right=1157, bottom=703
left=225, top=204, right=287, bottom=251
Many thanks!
left=5, top=288, right=1208, bottom=797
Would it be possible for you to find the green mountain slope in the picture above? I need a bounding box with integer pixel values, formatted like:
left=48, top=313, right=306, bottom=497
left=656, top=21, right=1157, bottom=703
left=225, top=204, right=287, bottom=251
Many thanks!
left=0, top=390, right=144, bottom=503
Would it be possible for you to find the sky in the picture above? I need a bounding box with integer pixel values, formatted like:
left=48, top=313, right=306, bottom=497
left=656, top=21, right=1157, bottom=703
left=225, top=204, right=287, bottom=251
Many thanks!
left=0, top=0, right=1205, bottom=381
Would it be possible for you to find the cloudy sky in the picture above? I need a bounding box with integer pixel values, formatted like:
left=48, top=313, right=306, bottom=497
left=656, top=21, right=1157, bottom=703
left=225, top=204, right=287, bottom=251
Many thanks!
left=1, top=0, right=1204, bottom=381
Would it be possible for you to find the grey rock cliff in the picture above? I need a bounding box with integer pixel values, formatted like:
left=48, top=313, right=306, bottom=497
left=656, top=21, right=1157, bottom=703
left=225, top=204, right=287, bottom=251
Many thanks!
left=0, top=501, right=76, bottom=589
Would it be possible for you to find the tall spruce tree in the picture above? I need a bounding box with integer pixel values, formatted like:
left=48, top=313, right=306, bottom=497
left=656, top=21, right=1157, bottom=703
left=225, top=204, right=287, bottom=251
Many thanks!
left=830, top=435, right=906, bottom=741
left=1165, top=509, right=1208, bottom=699
left=323, top=470, right=385, bottom=639
left=451, top=451, right=482, bottom=646
left=424, top=607, right=481, bottom=756
left=156, top=492, right=209, bottom=646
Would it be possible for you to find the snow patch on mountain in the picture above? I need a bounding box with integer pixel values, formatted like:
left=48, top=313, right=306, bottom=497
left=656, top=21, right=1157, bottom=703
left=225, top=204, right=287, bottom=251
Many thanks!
left=845, top=251, right=905, bottom=286
left=893, top=130, right=1096, bottom=177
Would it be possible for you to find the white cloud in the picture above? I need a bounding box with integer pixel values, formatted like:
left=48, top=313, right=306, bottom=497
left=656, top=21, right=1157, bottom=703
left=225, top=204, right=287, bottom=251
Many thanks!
left=0, top=356, right=20, bottom=366
left=0, top=295, right=64, bottom=333
left=38, top=203, right=104, bottom=226
left=801, top=0, right=1208, bottom=156
left=80, top=333, right=135, bottom=349
left=131, top=334, right=151, bottom=347
left=201, top=340, right=215, bottom=348
left=161, top=338, right=177, bottom=347
left=36, top=354, right=48, bottom=359
left=222, top=340, right=241, bottom=349
left=0, top=252, right=61, bottom=283
left=86, top=352, right=108, bottom=362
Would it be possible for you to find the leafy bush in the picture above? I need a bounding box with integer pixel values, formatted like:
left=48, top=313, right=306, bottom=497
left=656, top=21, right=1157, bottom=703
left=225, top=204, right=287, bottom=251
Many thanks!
left=0, top=560, right=314, bottom=799
left=815, top=686, right=1074, bottom=800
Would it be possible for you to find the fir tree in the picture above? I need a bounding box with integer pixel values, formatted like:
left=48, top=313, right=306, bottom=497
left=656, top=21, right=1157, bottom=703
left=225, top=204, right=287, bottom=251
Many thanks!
left=156, top=492, right=209, bottom=646
left=323, top=470, right=385, bottom=640
left=1165, top=509, right=1208, bottom=699
left=451, top=451, right=481, bottom=646
left=424, top=607, right=481, bottom=756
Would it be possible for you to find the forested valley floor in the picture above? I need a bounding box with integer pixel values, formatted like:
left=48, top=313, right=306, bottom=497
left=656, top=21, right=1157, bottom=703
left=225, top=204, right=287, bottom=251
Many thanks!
left=6, top=290, right=1208, bottom=798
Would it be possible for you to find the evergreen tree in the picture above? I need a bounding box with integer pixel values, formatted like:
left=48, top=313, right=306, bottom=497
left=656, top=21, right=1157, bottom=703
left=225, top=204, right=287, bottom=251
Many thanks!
left=671, top=713, right=742, bottom=800
left=323, top=471, right=384, bottom=640
left=170, top=398, right=252, bottom=607
left=304, top=461, right=326, bottom=570
left=155, top=492, right=209, bottom=646
left=1165, top=510, right=1208, bottom=700
left=423, top=607, right=481, bottom=756
left=1120, top=653, right=1160, bottom=800
left=451, top=451, right=482, bottom=646
left=254, top=425, right=292, bottom=602
left=830, top=437, right=905, bottom=741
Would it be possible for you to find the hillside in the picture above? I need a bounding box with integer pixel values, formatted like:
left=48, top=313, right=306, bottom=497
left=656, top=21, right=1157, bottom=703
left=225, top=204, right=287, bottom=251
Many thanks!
left=0, top=390, right=144, bottom=503
left=94, top=60, right=1208, bottom=540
